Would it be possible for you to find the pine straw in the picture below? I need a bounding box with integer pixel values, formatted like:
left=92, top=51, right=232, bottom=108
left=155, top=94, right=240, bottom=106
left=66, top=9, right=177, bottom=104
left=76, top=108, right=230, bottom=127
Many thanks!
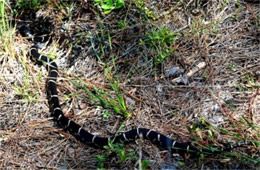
left=0, top=0, right=259, bottom=169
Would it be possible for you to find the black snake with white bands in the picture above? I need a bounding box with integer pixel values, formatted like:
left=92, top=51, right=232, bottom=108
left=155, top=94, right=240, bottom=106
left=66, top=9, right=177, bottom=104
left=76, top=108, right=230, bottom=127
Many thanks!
left=21, top=26, right=251, bottom=156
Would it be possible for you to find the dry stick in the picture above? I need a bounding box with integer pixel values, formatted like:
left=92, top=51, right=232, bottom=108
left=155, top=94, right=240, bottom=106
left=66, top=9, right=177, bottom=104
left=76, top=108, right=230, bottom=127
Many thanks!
left=171, top=62, right=206, bottom=83
left=186, top=62, right=207, bottom=77
left=121, top=88, right=142, bottom=103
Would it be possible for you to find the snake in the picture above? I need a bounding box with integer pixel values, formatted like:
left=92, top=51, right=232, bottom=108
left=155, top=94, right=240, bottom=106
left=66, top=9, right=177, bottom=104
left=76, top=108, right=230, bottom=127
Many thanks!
left=19, top=25, right=251, bottom=156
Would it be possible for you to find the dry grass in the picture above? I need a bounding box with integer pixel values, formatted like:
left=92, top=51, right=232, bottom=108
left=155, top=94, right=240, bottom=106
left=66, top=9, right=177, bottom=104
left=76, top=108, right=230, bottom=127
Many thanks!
left=0, top=0, right=259, bottom=169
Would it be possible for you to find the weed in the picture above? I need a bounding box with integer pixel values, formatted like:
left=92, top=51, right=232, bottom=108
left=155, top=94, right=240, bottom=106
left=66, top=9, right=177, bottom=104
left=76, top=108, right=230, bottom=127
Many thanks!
left=104, top=141, right=128, bottom=162
left=133, top=0, right=157, bottom=20
left=96, top=154, right=106, bottom=169
left=141, top=159, right=149, bottom=169
left=0, top=1, right=37, bottom=102
left=44, top=44, right=58, bottom=60
left=0, top=0, right=16, bottom=58
left=97, top=142, right=138, bottom=168
left=189, top=117, right=259, bottom=164
left=15, top=0, right=41, bottom=10
left=234, top=74, right=260, bottom=92
left=243, top=74, right=260, bottom=89
left=242, top=116, right=260, bottom=131
left=229, top=63, right=237, bottom=72
left=118, top=20, right=128, bottom=29
left=76, top=27, right=131, bottom=118
left=177, top=161, right=185, bottom=167
left=70, top=76, right=131, bottom=119
left=140, top=27, right=176, bottom=65
left=97, top=123, right=138, bottom=168
left=102, top=110, right=112, bottom=119
left=15, top=85, right=37, bottom=102
left=52, top=1, right=75, bottom=20
left=256, top=14, right=260, bottom=27
left=0, top=0, right=8, bottom=36
left=94, top=0, right=124, bottom=14
left=189, top=18, right=219, bottom=40
left=14, top=48, right=39, bottom=102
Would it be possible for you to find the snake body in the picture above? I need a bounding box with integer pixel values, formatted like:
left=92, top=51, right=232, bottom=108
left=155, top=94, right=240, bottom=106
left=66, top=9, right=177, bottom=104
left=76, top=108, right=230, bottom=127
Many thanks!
left=20, top=25, right=250, bottom=155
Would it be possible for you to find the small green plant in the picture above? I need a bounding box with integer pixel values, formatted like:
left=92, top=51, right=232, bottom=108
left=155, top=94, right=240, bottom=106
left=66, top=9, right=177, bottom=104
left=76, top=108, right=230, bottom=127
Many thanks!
left=177, top=161, right=185, bottom=167
left=140, top=27, right=176, bottom=65
left=44, top=44, right=58, bottom=60
left=0, top=0, right=16, bottom=57
left=14, top=49, right=39, bottom=102
left=225, top=100, right=237, bottom=110
left=96, top=123, right=138, bottom=168
left=53, top=1, right=75, bottom=19
left=234, top=74, right=260, bottom=92
left=118, top=20, right=128, bottom=29
left=15, top=85, right=38, bottom=102
left=0, top=1, right=36, bottom=102
left=0, top=0, right=8, bottom=37
left=243, top=74, right=260, bottom=89
left=70, top=76, right=131, bottom=119
left=0, top=1, right=9, bottom=37
left=96, top=154, right=106, bottom=169
left=188, top=115, right=259, bottom=164
left=97, top=141, right=138, bottom=168
left=94, top=0, right=124, bottom=14
left=16, top=0, right=41, bottom=10
left=104, top=141, right=128, bottom=162
left=141, top=160, right=150, bottom=169
left=229, top=63, right=237, bottom=72
left=134, top=0, right=157, bottom=20
left=189, top=117, right=216, bottom=142
left=102, top=110, right=113, bottom=119
left=76, top=28, right=131, bottom=119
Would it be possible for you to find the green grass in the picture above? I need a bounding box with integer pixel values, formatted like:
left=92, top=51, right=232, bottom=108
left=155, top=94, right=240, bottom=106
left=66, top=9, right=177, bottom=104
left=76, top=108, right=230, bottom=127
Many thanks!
left=1, top=0, right=34, bottom=103
left=0, top=0, right=8, bottom=36
left=140, top=27, right=177, bottom=66
left=52, top=1, right=75, bottom=20
left=14, top=49, right=38, bottom=102
left=96, top=122, right=146, bottom=169
left=133, top=0, right=157, bottom=20
left=15, top=0, right=41, bottom=10
left=188, top=117, right=259, bottom=164
left=0, top=0, right=15, bottom=58
left=70, top=71, right=131, bottom=119
left=69, top=23, right=138, bottom=167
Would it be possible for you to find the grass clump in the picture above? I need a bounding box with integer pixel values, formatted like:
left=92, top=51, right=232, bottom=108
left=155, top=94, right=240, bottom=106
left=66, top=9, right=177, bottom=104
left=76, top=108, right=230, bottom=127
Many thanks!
left=141, top=27, right=177, bottom=65
left=15, top=0, right=41, bottom=10
left=0, top=0, right=8, bottom=36
left=96, top=123, right=145, bottom=169
left=133, top=0, right=158, bottom=20
left=0, top=0, right=15, bottom=57
left=70, top=74, right=131, bottom=119
left=97, top=141, right=138, bottom=168
left=189, top=117, right=259, bottom=164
